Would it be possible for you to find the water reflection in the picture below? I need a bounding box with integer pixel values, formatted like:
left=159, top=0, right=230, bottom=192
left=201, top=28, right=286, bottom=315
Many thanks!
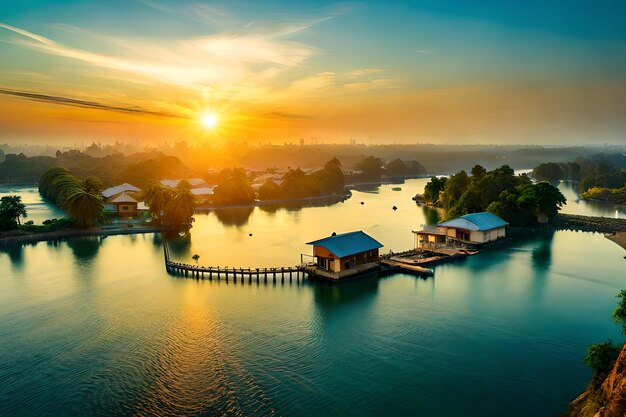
left=312, top=274, right=379, bottom=310
left=0, top=244, right=24, bottom=268
left=421, top=206, right=441, bottom=225
left=65, top=236, right=103, bottom=261
left=166, top=234, right=192, bottom=258
left=351, top=184, right=381, bottom=194
left=531, top=230, right=555, bottom=271
left=213, top=207, right=254, bottom=227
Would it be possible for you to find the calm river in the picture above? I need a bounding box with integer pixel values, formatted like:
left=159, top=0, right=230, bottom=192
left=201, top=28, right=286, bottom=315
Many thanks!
left=0, top=179, right=624, bottom=416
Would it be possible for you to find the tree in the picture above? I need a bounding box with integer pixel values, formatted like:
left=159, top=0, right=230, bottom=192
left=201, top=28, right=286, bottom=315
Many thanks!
left=613, top=289, right=626, bottom=334
left=583, top=340, right=622, bottom=376
left=0, top=195, right=27, bottom=230
left=442, top=170, right=469, bottom=210
left=192, top=254, right=200, bottom=265
left=354, top=156, right=384, bottom=181
left=162, top=184, right=196, bottom=230
left=144, top=183, right=172, bottom=223
left=517, top=182, right=566, bottom=223
left=384, top=158, right=410, bottom=176
left=423, top=176, right=447, bottom=204
left=471, top=164, right=487, bottom=179
left=258, top=180, right=284, bottom=200
left=64, top=188, right=104, bottom=228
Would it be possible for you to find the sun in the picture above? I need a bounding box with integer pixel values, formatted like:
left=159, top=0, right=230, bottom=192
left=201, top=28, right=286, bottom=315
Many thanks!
left=201, top=113, right=218, bottom=130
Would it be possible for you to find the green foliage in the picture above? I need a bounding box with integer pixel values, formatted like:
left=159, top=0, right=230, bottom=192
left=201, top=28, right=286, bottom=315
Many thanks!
left=532, top=154, right=626, bottom=197
left=581, top=186, right=626, bottom=204
left=441, top=170, right=469, bottom=210
left=471, top=164, right=487, bottom=178
left=423, top=177, right=447, bottom=204
left=429, top=165, right=566, bottom=225
left=38, top=167, right=105, bottom=228
left=274, top=159, right=345, bottom=200
left=0, top=195, right=28, bottom=230
left=144, top=182, right=196, bottom=230
left=64, top=188, right=104, bottom=228
left=532, top=162, right=564, bottom=182
left=19, top=218, right=75, bottom=233
left=613, top=290, right=626, bottom=335
left=583, top=340, right=622, bottom=376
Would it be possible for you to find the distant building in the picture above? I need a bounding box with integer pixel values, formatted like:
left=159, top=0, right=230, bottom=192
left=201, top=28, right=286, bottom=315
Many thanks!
left=413, top=212, right=508, bottom=249
left=305, top=231, right=383, bottom=280
left=160, top=178, right=214, bottom=201
left=102, top=183, right=141, bottom=199
left=103, top=183, right=142, bottom=217
left=105, top=191, right=138, bottom=216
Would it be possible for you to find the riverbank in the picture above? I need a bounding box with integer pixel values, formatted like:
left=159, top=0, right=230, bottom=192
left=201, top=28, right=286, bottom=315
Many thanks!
left=0, top=224, right=162, bottom=246
left=553, top=214, right=626, bottom=233
left=196, top=190, right=352, bottom=211
left=606, top=232, right=626, bottom=252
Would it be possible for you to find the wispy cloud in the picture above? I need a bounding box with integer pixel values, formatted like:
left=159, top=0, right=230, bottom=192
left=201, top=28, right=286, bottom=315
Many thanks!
left=0, top=87, right=189, bottom=118
left=346, top=68, right=383, bottom=79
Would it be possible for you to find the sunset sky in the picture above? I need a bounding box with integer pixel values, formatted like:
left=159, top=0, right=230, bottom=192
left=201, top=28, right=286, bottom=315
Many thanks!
left=1, top=1, right=625, bottom=145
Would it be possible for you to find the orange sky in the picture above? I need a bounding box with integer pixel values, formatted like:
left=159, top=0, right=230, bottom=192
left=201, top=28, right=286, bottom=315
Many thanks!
left=1, top=1, right=625, bottom=145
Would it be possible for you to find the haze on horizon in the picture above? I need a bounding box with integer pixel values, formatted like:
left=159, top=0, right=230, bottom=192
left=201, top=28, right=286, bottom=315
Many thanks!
left=0, top=0, right=625, bottom=146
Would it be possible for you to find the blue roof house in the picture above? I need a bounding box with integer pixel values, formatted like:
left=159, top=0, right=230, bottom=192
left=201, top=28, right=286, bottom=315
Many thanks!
left=413, top=212, right=508, bottom=249
left=305, top=231, right=383, bottom=280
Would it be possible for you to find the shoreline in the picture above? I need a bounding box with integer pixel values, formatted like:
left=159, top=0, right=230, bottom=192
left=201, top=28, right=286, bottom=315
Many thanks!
left=606, top=231, right=626, bottom=252
left=0, top=225, right=162, bottom=246
left=196, top=191, right=351, bottom=211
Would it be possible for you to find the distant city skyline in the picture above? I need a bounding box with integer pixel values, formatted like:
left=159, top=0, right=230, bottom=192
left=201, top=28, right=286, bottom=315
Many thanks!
left=1, top=0, right=625, bottom=145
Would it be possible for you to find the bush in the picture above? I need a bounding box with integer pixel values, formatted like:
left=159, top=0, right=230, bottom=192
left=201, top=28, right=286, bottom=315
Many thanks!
left=583, top=340, right=622, bottom=376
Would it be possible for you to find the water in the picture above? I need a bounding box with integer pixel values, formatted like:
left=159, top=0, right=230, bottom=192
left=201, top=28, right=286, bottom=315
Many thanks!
left=1, top=181, right=625, bottom=416
left=558, top=181, right=626, bottom=219
left=0, top=184, right=65, bottom=224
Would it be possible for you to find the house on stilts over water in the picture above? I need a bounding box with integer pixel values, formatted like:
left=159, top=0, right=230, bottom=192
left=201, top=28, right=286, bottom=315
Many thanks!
left=413, top=212, right=508, bottom=249
left=304, top=231, right=383, bottom=280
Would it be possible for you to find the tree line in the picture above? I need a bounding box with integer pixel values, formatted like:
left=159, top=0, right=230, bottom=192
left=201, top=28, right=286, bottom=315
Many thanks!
left=532, top=153, right=626, bottom=204
left=423, top=165, right=566, bottom=226
left=39, top=167, right=105, bottom=228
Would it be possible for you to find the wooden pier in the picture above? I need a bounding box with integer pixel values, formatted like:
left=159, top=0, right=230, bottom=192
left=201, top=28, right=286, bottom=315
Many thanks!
left=163, top=241, right=308, bottom=283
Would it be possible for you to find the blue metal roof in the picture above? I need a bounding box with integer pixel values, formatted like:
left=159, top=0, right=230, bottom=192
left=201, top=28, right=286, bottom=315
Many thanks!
left=438, top=212, right=508, bottom=231
left=306, top=231, right=383, bottom=258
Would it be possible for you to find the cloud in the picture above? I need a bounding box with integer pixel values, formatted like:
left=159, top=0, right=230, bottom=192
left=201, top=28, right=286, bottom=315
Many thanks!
left=0, top=87, right=189, bottom=119
left=0, top=22, right=315, bottom=89
left=346, top=68, right=383, bottom=79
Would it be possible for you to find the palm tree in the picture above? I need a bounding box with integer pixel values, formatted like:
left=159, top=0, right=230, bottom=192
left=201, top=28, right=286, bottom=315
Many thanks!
left=64, top=188, right=104, bottom=228
left=192, top=254, right=200, bottom=265
left=163, top=187, right=196, bottom=230
left=0, top=195, right=27, bottom=226
left=144, top=183, right=171, bottom=224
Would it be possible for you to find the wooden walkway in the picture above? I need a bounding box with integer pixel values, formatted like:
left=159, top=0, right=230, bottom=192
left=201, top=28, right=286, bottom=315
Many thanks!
left=379, top=258, right=434, bottom=276
left=163, top=241, right=308, bottom=283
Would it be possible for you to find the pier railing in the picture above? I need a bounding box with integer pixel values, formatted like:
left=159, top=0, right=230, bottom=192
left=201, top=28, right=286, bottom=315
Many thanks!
left=163, top=240, right=308, bottom=283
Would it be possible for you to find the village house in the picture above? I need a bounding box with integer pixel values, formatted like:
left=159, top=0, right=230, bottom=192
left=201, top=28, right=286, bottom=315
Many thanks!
left=102, top=183, right=141, bottom=216
left=305, top=231, right=383, bottom=280
left=160, top=178, right=214, bottom=202
left=413, top=212, right=508, bottom=249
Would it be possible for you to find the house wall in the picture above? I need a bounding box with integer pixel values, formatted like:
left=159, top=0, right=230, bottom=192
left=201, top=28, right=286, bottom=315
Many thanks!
left=313, top=246, right=379, bottom=272
left=338, top=249, right=379, bottom=271
left=116, top=203, right=138, bottom=214
left=469, top=227, right=505, bottom=243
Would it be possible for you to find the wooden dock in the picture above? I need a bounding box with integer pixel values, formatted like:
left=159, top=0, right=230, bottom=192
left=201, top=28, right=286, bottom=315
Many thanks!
left=379, top=258, right=434, bottom=276
left=163, top=241, right=308, bottom=283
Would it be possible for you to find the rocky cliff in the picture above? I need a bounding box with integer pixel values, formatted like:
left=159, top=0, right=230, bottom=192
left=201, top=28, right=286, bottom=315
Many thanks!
left=565, top=344, right=626, bottom=417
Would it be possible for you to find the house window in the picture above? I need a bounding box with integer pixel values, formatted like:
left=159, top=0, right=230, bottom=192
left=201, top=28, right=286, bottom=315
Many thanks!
left=122, top=205, right=129, bottom=211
